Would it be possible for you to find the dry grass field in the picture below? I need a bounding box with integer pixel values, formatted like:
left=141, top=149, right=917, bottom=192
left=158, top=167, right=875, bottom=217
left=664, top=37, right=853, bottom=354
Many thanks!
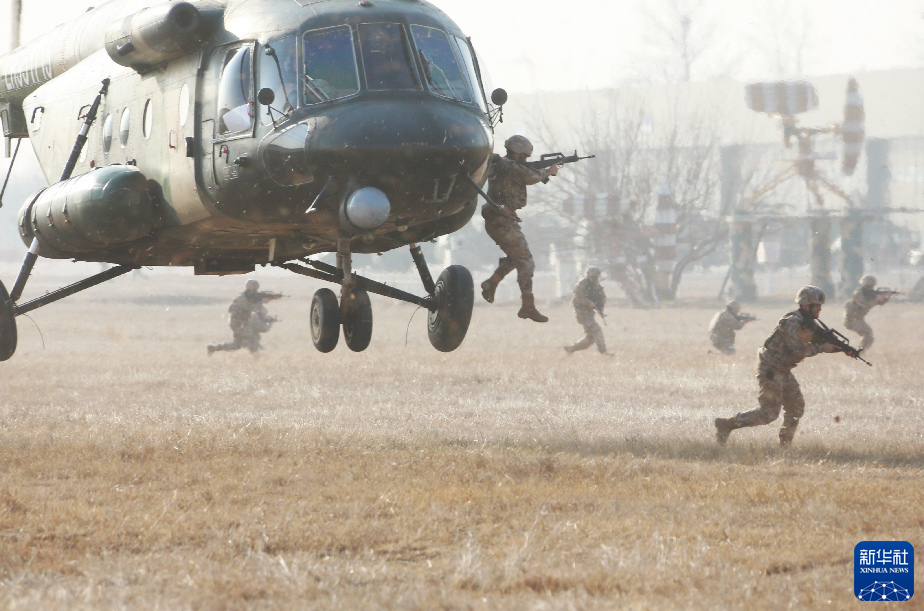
left=0, top=270, right=922, bottom=609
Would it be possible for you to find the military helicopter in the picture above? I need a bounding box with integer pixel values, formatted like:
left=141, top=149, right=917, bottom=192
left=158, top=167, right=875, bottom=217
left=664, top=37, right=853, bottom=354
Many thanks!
left=0, top=0, right=511, bottom=360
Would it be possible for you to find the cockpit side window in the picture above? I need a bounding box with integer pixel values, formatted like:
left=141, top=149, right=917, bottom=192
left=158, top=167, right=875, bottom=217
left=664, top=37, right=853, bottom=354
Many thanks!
left=358, top=23, right=419, bottom=91
left=410, top=26, right=472, bottom=105
left=303, top=26, right=360, bottom=103
left=260, top=37, right=299, bottom=124
left=451, top=36, right=488, bottom=113
left=216, top=45, right=254, bottom=135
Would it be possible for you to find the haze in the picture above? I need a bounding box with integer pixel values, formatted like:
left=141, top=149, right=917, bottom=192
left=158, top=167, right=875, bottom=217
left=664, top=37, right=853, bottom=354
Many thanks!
left=1, top=0, right=923, bottom=92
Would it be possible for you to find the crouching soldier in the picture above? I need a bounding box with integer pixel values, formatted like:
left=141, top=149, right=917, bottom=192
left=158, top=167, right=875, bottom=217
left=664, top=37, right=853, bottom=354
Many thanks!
left=714, top=286, right=839, bottom=447
left=708, top=300, right=754, bottom=354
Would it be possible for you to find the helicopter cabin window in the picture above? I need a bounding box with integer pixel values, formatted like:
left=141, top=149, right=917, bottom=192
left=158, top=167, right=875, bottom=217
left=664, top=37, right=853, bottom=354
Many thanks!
left=216, top=46, right=254, bottom=135
left=260, top=37, right=298, bottom=124
left=30, top=107, right=43, bottom=131
left=302, top=26, right=359, bottom=103
left=358, top=23, right=419, bottom=91
left=119, top=108, right=131, bottom=148
left=410, top=26, right=472, bottom=104
left=102, top=114, right=113, bottom=154
left=142, top=99, right=153, bottom=139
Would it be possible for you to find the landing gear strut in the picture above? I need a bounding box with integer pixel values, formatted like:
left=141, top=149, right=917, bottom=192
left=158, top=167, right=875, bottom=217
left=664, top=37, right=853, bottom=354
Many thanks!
left=278, top=241, right=474, bottom=353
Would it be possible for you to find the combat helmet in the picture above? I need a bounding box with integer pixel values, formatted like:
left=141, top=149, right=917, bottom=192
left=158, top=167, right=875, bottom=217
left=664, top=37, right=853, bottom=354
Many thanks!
left=860, top=275, right=876, bottom=288
left=246, top=279, right=260, bottom=292
left=586, top=265, right=602, bottom=279
left=726, top=300, right=740, bottom=313
left=504, top=135, right=533, bottom=156
left=795, top=285, right=825, bottom=306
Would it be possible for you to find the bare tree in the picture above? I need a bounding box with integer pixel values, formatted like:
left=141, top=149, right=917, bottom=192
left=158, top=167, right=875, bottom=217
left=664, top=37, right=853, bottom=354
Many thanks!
left=526, top=90, right=741, bottom=304
left=632, top=0, right=739, bottom=83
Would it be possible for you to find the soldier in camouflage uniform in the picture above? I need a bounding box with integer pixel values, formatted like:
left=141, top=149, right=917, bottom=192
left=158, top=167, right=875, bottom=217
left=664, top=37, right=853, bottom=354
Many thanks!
left=480, top=135, right=559, bottom=323
left=714, top=286, right=839, bottom=447
left=843, top=275, right=892, bottom=350
left=708, top=300, right=753, bottom=355
left=208, top=280, right=281, bottom=355
left=564, top=266, right=611, bottom=355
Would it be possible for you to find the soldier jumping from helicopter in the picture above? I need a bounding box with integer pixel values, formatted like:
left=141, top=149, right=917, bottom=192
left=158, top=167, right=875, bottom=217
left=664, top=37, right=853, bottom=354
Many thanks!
left=480, top=135, right=559, bottom=323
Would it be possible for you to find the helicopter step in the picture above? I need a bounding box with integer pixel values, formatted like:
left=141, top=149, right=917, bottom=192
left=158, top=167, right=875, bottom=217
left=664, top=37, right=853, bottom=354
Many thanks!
left=278, top=242, right=473, bottom=353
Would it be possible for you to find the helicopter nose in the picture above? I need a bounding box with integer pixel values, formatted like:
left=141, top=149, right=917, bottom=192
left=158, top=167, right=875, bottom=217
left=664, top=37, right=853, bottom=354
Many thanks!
left=304, top=99, right=492, bottom=178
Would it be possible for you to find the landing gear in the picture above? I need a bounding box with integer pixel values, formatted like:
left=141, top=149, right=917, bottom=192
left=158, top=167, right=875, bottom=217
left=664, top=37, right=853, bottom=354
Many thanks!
left=278, top=241, right=474, bottom=353
left=342, top=288, right=373, bottom=352
left=427, top=265, right=474, bottom=352
left=311, top=288, right=340, bottom=353
left=0, top=280, right=17, bottom=362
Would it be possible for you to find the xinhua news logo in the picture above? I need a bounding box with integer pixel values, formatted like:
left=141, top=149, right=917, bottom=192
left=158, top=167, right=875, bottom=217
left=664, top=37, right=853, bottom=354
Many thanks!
left=854, top=541, right=914, bottom=602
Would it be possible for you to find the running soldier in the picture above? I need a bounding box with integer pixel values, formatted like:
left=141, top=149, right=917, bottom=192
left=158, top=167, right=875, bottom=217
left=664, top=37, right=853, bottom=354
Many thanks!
left=843, top=275, right=893, bottom=350
left=480, top=135, right=559, bottom=323
left=708, top=300, right=755, bottom=355
left=208, top=280, right=282, bottom=355
left=714, top=286, right=839, bottom=447
left=564, top=266, right=611, bottom=355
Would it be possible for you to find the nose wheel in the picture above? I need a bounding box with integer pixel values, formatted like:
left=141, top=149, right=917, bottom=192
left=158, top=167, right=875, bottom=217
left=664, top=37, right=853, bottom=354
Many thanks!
left=0, top=280, right=17, bottom=362
left=310, top=288, right=340, bottom=352
left=342, top=288, right=373, bottom=352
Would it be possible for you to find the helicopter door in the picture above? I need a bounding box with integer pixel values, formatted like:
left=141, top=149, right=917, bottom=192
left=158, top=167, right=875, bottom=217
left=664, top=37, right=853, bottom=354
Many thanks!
left=202, top=43, right=255, bottom=198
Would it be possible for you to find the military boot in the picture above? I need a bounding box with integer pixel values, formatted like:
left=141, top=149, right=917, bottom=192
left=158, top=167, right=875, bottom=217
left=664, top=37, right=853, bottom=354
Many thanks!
left=517, top=293, right=548, bottom=323
left=480, top=272, right=504, bottom=303
left=714, top=417, right=738, bottom=445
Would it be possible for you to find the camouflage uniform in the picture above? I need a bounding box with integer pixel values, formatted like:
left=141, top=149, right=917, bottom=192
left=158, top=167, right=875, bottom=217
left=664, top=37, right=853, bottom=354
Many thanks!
left=481, top=153, right=553, bottom=295
left=844, top=281, right=883, bottom=350
left=565, top=271, right=608, bottom=354
left=715, top=286, right=828, bottom=446
left=709, top=307, right=747, bottom=354
left=209, top=281, right=278, bottom=355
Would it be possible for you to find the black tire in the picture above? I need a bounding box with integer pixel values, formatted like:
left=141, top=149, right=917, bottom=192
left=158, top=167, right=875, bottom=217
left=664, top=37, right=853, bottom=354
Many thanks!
left=342, top=287, right=373, bottom=352
left=311, top=288, right=340, bottom=353
left=427, top=265, right=474, bottom=352
left=0, top=280, right=17, bottom=362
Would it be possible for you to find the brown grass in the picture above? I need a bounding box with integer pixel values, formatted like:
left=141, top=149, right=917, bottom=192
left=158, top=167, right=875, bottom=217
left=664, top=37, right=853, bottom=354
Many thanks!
left=0, top=272, right=922, bottom=609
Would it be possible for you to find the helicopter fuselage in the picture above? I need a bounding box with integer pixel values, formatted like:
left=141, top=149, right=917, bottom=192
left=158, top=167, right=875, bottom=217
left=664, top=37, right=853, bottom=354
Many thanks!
left=4, top=0, right=494, bottom=273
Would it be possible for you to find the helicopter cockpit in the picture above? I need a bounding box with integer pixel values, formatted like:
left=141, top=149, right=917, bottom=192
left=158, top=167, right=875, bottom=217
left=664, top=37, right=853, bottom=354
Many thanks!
left=246, top=20, right=487, bottom=128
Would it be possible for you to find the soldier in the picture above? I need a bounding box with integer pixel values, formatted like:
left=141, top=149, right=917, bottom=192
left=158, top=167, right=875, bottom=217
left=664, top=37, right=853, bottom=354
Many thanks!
left=708, top=300, right=754, bottom=355
left=208, top=280, right=282, bottom=355
left=564, top=266, right=611, bottom=356
left=843, top=275, right=892, bottom=350
left=479, top=135, right=559, bottom=323
left=714, top=286, right=839, bottom=447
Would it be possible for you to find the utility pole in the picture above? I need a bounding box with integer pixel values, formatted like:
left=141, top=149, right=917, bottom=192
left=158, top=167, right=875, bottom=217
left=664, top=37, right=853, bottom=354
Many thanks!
left=11, top=0, right=22, bottom=50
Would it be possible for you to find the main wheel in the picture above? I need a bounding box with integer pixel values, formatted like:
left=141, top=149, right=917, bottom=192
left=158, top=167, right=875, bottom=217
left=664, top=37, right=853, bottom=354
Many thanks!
left=342, top=287, right=373, bottom=352
left=427, top=265, right=474, bottom=352
left=310, top=288, right=340, bottom=353
left=0, top=280, right=17, bottom=362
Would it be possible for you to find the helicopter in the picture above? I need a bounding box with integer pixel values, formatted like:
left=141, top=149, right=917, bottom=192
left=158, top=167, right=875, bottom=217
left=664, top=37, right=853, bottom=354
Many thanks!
left=0, top=0, right=511, bottom=360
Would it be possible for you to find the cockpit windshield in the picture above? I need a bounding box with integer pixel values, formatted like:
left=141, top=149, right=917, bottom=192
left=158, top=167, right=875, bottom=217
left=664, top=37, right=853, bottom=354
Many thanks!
left=411, top=26, right=473, bottom=105
left=303, top=26, right=360, bottom=104
left=358, top=23, right=420, bottom=91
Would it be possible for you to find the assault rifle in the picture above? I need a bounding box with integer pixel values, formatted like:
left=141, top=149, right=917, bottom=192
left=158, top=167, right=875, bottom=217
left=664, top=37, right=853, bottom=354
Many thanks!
left=594, top=306, right=607, bottom=326
left=255, top=291, right=286, bottom=302
left=812, top=319, right=872, bottom=366
left=875, top=288, right=900, bottom=298
left=735, top=312, right=757, bottom=323
left=525, top=151, right=595, bottom=183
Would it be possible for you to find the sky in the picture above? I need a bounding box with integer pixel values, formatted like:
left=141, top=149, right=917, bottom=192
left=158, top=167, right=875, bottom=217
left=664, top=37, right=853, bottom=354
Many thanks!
left=1, top=0, right=923, bottom=92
